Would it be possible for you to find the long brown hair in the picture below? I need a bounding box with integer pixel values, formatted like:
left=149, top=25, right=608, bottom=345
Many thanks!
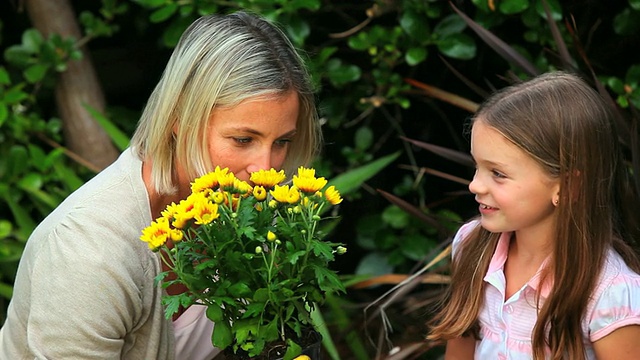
left=428, top=71, right=640, bottom=359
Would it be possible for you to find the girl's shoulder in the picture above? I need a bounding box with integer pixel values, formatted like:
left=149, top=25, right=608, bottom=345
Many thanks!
left=586, top=249, right=640, bottom=341
left=451, top=219, right=481, bottom=257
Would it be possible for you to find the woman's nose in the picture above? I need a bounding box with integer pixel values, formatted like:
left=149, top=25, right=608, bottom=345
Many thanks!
left=246, top=150, right=273, bottom=174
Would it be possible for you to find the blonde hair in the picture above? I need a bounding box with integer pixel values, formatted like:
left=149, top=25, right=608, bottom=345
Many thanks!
left=428, top=71, right=640, bottom=359
left=130, top=11, right=321, bottom=194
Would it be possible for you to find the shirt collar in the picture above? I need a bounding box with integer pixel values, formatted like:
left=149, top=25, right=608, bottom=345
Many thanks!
left=484, top=231, right=553, bottom=298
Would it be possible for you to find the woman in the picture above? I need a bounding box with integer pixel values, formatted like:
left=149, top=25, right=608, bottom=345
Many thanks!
left=0, top=11, right=322, bottom=360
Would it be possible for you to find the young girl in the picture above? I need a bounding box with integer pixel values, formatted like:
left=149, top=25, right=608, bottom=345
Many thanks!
left=428, top=71, right=640, bottom=359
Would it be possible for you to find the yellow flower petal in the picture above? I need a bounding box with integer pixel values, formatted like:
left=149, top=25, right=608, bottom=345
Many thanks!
left=140, top=217, right=172, bottom=251
left=324, top=185, right=343, bottom=205
left=270, top=185, right=291, bottom=203
left=296, top=167, right=316, bottom=178
left=293, top=175, right=327, bottom=194
left=253, top=186, right=267, bottom=201
left=250, top=169, right=286, bottom=188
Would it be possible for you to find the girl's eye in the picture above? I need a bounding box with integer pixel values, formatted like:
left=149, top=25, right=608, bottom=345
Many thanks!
left=491, top=169, right=506, bottom=178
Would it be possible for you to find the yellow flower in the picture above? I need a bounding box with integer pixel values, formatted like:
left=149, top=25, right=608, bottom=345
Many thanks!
left=324, top=185, right=343, bottom=205
left=170, top=228, right=183, bottom=242
left=191, top=172, right=219, bottom=194
left=253, top=186, right=267, bottom=201
left=140, top=217, right=172, bottom=251
left=193, top=196, right=220, bottom=225
left=296, top=167, right=316, bottom=178
left=161, top=202, right=179, bottom=221
left=218, top=171, right=237, bottom=191
left=292, top=174, right=327, bottom=194
left=250, top=169, right=286, bottom=188
left=270, top=185, right=301, bottom=204
left=232, top=178, right=252, bottom=196
left=267, top=231, right=277, bottom=242
left=212, top=191, right=225, bottom=204
left=171, top=195, right=200, bottom=229
left=294, top=356, right=311, bottom=360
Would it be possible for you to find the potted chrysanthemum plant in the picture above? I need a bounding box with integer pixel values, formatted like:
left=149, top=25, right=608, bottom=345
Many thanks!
left=140, top=166, right=346, bottom=360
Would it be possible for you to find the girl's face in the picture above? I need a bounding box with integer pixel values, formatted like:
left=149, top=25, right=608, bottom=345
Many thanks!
left=468, top=119, right=560, bottom=238
left=199, top=91, right=299, bottom=184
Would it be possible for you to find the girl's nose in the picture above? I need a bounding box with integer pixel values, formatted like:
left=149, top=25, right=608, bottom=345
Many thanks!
left=468, top=171, right=483, bottom=195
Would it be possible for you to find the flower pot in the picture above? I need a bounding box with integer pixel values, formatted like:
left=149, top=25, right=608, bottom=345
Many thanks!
left=221, top=328, right=323, bottom=360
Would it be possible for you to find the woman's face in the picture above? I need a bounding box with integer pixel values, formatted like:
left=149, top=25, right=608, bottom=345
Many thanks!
left=204, top=91, right=299, bottom=182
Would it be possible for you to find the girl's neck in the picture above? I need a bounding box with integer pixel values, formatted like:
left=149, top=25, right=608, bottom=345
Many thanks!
left=510, top=231, right=553, bottom=265
left=503, top=231, right=553, bottom=300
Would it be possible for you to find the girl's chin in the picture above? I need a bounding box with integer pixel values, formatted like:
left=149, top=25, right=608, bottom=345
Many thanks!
left=479, top=218, right=506, bottom=234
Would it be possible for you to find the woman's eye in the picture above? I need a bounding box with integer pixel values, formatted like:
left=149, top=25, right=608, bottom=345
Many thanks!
left=274, top=138, right=292, bottom=147
left=234, top=137, right=252, bottom=145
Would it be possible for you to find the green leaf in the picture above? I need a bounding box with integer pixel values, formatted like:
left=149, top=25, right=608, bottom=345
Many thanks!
left=253, top=288, right=269, bottom=302
left=534, top=0, right=563, bottom=21
left=212, top=321, right=233, bottom=349
left=162, top=16, right=193, bottom=47
left=284, top=0, right=321, bottom=11
left=499, top=0, right=529, bottom=14
left=437, top=33, right=476, bottom=60
left=433, top=14, right=467, bottom=37
left=405, top=47, right=427, bottom=66
left=0, top=104, right=8, bottom=126
left=0, top=220, right=12, bottom=238
left=283, top=339, right=303, bottom=360
left=162, top=296, right=183, bottom=318
left=355, top=252, right=394, bottom=276
left=381, top=205, right=409, bottom=229
left=4, top=84, right=28, bottom=104
left=228, top=282, right=252, bottom=298
left=150, top=3, right=178, bottom=23
left=354, top=126, right=373, bottom=151
left=24, top=64, right=49, bottom=83
left=22, top=29, right=43, bottom=53
left=0, top=282, right=13, bottom=299
left=613, top=9, right=640, bottom=36
left=325, top=59, right=361, bottom=87
left=205, top=303, right=224, bottom=322
left=400, top=10, right=430, bottom=40
left=8, top=145, right=29, bottom=178
left=4, top=46, right=32, bottom=66
left=285, top=17, right=310, bottom=46
left=84, top=104, right=130, bottom=151
left=0, top=67, right=10, bottom=85
left=327, top=151, right=400, bottom=196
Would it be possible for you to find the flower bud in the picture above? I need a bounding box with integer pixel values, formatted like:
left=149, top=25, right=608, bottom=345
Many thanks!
left=267, top=231, right=277, bottom=242
left=336, top=246, right=347, bottom=255
left=255, top=246, right=262, bottom=254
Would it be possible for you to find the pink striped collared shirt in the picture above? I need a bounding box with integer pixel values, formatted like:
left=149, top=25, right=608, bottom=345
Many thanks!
left=452, top=221, right=640, bottom=359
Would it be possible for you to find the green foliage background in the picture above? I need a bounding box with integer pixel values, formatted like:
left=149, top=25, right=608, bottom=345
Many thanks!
left=1, top=0, right=640, bottom=358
